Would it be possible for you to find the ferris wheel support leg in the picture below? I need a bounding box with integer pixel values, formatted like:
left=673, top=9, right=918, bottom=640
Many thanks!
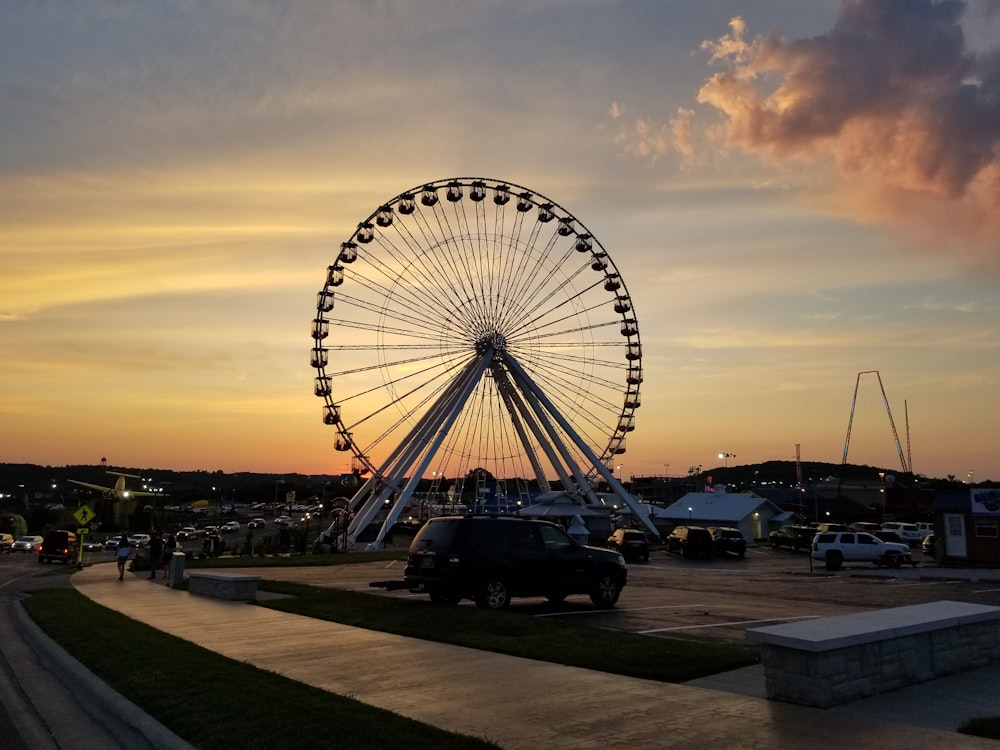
left=353, top=352, right=496, bottom=550
left=499, top=357, right=603, bottom=504
left=492, top=367, right=555, bottom=492
left=503, top=354, right=660, bottom=540
left=342, top=362, right=476, bottom=545
left=364, top=351, right=495, bottom=550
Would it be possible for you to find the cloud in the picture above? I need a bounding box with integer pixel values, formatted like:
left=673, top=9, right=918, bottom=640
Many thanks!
left=635, top=1, right=1000, bottom=271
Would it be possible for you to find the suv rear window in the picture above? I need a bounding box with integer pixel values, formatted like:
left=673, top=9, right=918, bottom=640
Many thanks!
left=411, top=519, right=459, bottom=551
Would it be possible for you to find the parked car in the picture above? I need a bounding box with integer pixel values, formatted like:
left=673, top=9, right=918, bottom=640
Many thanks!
left=82, top=538, right=104, bottom=551
left=221, top=521, right=241, bottom=534
left=872, top=530, right=904, bottom=545
left=811, top=531, right=914, bottom=571
left=815, top=523, right=850, bottom=533
left=849, top=522, right=881, bottom=533
left=176, top=526, right=199, bottom=540
left=665, top=526, right=714, bottom=559
left=12, top=535, right=43, bottom=553
left=768, top=525, right=815, bottom=551
left=708, top=527, right=747, bottom=558
left=403, top=515, right=627, bottom=609
left=879, top=522, right=924, bottom=546
left=921, top=533, right=936, bottom=557
left=607, top=528, right=650, bottom=562
left=248, top=518, right=266, bottom=529
left=0, top=533, right=13, bottom=553
left=128, top=533, right=151, bottom=549
left=914, top=522, right=934, bottom=538
left=38, top=529, right=79, bottom=564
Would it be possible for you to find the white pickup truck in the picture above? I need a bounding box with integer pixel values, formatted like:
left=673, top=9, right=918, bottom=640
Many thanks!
left=811, top=531, right=915, bottom=571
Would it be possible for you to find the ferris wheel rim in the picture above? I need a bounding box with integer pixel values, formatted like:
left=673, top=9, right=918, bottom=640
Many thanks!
left=311, top=176, right=642, bottom=484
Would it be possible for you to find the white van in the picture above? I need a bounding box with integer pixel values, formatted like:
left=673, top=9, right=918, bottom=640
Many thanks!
left=880, top=521, right=923, bottom=545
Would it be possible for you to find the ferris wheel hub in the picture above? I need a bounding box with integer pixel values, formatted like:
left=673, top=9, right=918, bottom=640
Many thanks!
left=475, top=331, right=508, bottom=356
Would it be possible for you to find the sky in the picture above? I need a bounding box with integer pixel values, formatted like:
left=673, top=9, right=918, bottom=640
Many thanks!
left=2, top=0, right=999, bottom=482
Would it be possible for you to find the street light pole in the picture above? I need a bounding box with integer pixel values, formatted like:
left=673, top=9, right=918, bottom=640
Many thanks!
left=718, top=452, right=735, bottom=486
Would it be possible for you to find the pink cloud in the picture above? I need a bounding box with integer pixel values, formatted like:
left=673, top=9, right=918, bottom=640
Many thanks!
left=694, top=0, right=1000, bottom=269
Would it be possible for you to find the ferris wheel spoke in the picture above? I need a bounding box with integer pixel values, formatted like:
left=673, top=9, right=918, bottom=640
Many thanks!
left=505, top=275, right=613, bottom=342
left=524, top=362, right=623, bottom=430
left=324, top=347, right=466, bottom=379
left=336, top=353, right=467, bottom=408
left=335, top=285, right=440, bottom=329
left=345, top=259, right=462, bottom=335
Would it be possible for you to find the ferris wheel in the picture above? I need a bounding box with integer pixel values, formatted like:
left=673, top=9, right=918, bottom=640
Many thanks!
left=310, top=177, right=651, bottom=548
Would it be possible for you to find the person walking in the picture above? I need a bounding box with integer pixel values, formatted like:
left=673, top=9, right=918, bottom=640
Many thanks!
left=148, top=532, right=163, bottom=580
left=115, top=534, right=131, bottom=580
left=162, top=533, right=177, bottom=579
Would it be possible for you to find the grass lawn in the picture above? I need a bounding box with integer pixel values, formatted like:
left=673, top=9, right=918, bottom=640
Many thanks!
left=255, top=579, right=759, bottom=683
left=23, top=588, right=499, bottom=750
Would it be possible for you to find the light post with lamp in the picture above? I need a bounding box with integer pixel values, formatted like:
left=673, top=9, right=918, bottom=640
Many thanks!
left=273, top=479, right=285, bottom=516
left=718, top=452, right=735, bottom=486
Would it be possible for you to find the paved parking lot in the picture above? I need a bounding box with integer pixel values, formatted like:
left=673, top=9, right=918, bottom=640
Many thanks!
left=247, top=544, right=1000, bottom=646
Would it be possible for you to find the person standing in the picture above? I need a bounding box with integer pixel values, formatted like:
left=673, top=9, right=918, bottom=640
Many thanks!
left=148, top=532, right=163, bottom=580
left=162, top=533, right=177, bottom=579
left=115, top=534, right=131, bottom=580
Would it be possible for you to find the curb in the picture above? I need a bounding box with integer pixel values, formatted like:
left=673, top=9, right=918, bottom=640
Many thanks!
left=11, top=594, right=194, bottom=750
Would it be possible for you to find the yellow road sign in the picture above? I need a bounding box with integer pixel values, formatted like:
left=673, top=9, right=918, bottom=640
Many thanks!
left=77, top=527, right=90, bottom=536
left=74, top=504, right=96, bottom=526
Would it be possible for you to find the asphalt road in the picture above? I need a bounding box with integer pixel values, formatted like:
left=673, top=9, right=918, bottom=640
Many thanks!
left=245, top=543, right=1000, bottom=646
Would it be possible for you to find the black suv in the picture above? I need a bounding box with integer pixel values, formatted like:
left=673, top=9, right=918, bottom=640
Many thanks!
left=664, top=525, right=714, bottom=558
left=607, top=528, right=650, bottom=562
left=768, top=525, right=815, bottom=551
left=404, top=516, right=628, bottom=609
left=38, top=529, right=79, bottom=565
left=707, top=526, right=747, bottom=558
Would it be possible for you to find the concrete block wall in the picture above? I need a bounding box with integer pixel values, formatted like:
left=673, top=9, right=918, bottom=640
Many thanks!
left=760, top=620, right=1000, bottom=708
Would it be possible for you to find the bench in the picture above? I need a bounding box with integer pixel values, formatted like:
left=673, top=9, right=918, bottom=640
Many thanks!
left=746, top=600, right=1000, bottom=707
left=187, top=571, right=260, bottom=602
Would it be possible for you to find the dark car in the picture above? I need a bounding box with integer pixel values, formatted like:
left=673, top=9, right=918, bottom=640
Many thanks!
left=921, top=533, right=936, bottom=557
left=708, top=526, right=747, bottom=558
left=768, top=525, right=815, bottom=551
left=665, top=525, right=714, bottom=559
left=403, top=516, right=627, bottom=609
left=37, top=529, right=79, bottom=565
left=872, top=530, right=904, bottom=545
left=607, top=528, right=650, bottom=562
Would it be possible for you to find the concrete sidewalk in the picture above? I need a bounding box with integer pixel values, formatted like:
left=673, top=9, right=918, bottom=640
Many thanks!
left=68, top=562, right=1000, bottom=749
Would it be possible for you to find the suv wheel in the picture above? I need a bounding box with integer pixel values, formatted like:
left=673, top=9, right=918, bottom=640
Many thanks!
left=824, top=550, right=843, bottom=571
left=882, top=551, right=904, bottom=569
left=475, top=578, right=511, bottom=609
left=589, top=571, right=622, bottom=608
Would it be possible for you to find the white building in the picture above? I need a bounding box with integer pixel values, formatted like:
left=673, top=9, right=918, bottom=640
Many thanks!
left=651, top=486, right=786, bottom=541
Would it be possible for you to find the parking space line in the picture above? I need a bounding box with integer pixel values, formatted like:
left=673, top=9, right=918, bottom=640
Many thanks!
left=535, top=603, right=708, bottom=618
left=639, top=614, right=820, bottom=634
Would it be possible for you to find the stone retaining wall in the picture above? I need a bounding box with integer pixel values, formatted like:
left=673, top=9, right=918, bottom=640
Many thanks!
left=747, top=600, right=1000, bottom=708
left=188, top=572, right=260, bottom=602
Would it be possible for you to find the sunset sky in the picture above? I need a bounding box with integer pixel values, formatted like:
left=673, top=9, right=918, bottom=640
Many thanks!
left=2, top=0, right=999, bottom=482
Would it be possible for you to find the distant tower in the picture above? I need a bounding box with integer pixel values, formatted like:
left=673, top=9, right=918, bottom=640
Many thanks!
left=795, top=444, right=802, bottom=488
